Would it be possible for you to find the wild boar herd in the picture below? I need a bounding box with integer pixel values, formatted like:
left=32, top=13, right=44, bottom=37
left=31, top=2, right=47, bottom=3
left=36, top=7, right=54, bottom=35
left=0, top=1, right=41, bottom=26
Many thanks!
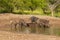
left=10, top=16, right=50, bottom=34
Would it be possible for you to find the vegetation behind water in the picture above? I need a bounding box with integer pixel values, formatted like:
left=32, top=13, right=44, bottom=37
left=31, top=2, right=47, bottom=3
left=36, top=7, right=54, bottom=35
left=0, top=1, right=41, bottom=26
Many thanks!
left=0, top=0, right=60, bottom=17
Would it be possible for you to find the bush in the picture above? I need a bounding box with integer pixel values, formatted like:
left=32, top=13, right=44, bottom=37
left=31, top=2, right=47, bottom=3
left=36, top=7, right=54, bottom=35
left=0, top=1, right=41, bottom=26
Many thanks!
left=0, top=9, right=11, bottom=13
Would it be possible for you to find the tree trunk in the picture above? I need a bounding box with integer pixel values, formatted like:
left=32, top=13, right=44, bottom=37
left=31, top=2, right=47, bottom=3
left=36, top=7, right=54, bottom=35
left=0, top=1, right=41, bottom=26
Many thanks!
left=51, top=10, right=54, bottom=16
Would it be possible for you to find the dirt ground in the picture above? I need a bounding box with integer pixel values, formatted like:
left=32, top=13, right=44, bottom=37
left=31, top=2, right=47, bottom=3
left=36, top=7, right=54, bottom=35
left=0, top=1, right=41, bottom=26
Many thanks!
left=0, top=13, right=60, bottom=31
left=0, top=13, right=60, bottom=40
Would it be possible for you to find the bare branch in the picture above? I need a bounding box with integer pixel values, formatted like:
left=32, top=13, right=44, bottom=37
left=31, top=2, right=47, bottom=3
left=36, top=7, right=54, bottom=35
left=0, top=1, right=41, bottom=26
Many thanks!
left=47, top=0, right=60, bottom=10
left=52, top=0, right=60, bottom=10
